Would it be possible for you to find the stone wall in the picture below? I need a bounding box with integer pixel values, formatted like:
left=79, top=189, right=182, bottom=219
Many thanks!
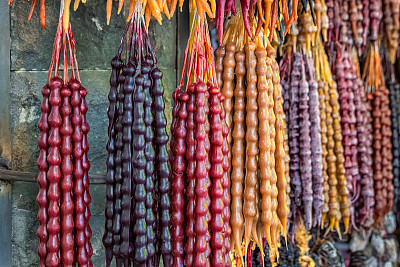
left=3, top=1, right=182, bottom=265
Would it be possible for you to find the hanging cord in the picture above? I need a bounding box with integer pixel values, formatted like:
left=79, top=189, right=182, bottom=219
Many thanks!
left=48, top=17, right=63, bottom=80
left=66, top=25, right=81, bottom=82
left=117, top=19, right=132, bottom=59
left=133, top=14, right=140, bottom=63
left=178, top=8, right=198, bottom=89
left=48, top=0, right=65, bottom=81
left=67, top=31, right=76, bottom=80
left=63, top=29, right=69, bottom=83
left=47, top=19, right=60, bottom=82
left=186, top=12, right=201, bottom=87
left=56, top=0, right=65, bottom=76
left=137, top=5, right=145, bottom=61
left=126, top=14, right=135, bottom=63
left=142, top=16, right=155, bottom=60
left=179, top=15, right=196, bottom=88
left=204, top=20, right=216, bottom=85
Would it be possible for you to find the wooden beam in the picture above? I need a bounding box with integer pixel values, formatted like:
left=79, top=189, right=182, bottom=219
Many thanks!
left=0, top=169, right=106, bottom=184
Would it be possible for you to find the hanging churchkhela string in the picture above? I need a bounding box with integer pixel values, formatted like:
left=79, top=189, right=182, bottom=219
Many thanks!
left=168, top=10, right=232, bottom=267
left=360, top=0, right=394, bottom=223
left=214, top=12, right=288, bottom=264
left=216, top=0, right=304, bottom=45
left=279, top=5, right=353, bottom=239
left=103, top=5, right=171, bottom=267
left=18, top=0, right=400, bottom=265
left=36, top=7, right=93, bottom=267
left=382, top=48, right=400, bottom=215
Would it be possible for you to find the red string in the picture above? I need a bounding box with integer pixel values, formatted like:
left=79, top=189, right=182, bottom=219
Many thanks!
left=54, top=19, right=63, bottom=77
left=48, top=16, right=63, bottom=80
left=179, top=32, right=192, bottom=88
left=179, top=14, right=218, bottom=89
left=69, top=32, right=81, bottom=82
left=67, top=33, right=76, bottom=80
left=63, top=30, right=69, bottom=83
left=47, top=13, right=82, bottom=85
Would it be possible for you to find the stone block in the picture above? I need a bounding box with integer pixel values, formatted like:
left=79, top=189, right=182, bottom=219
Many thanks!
left=10, top=0, right=125, bottom=71
left=11, top=182, right=110, bottom=266
left=11, top=181, right=40, bottom=267
left=10, top=0, right=176, bottom=71
left=147, top=16, right=177, bottom=69
left=10, top=66, right=176, bottom=173
left=10, top=71, right=44, bottom=171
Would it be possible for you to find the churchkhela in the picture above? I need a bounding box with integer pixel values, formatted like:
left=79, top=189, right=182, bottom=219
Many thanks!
left=214, top=12, right=289, bottom=263
left=30, top=0, right=400, bottom=266
left=168, top=11, right=232, bottom=267
left=103, top=6, right=171, bottom=267
left=36, top=14, right=93, bottom=267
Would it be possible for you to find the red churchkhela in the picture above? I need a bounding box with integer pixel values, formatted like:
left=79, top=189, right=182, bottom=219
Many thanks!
left=70, top=78, right=88, bottom=266
left=184, top=84, right=196, bottom=267
left=208, top=87, right=225, bottom=267
left=80, top=87, right=93, bottom=266
left=37, top=85, right=50, bottom=267
left=46, top=76, right=62, bottom=267
left=36, top=17, right=92, bottom=266
left=194, top=82, right=211, bottom=267
left=171, top=92, right=188, bottom=267
left=167, top=17, right=231, bottom=267
left=60, top=83, right=74, bottom=267
left=219, top=93, right=232, bottom=267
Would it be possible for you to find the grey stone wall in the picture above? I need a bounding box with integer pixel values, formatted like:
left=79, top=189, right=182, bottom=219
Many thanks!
left=5, top=1, right=179, bottom=266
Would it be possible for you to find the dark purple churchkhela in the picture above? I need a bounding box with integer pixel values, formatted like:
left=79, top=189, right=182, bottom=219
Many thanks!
left=120, top=59, right=135, bottom=260
left=142, top=57, right=156, bottom=267
left=104, top=18, right=173, bottom=267
left=103, top=55, right=123, bottom=266
left=151, top=65, right=172, bottom=267
left=132, top=71, right=148, bottom=265
left=279, top=51, right=296, bottom=234
left=112, top=60, right=125, bottom=266
left=298, top=55, right=313, bottom=230
left=289, top=52, right=302, bottom=231
left=304, top=55, right=323, bottom=227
